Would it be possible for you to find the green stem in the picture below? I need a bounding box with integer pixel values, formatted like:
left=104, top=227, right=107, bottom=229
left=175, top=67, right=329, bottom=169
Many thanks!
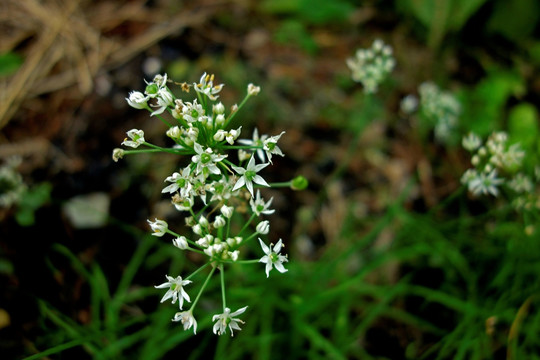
left=238, top=213, right=257, bottom=236
left=190, top=265, right=216, bottom=309
left=141, top=142, right=193, bottom=155
left=220, top=263, right=226, bottom=310
left=224, top=93, right=252, bottom=128
left=268, top=181, right=292, bottom=188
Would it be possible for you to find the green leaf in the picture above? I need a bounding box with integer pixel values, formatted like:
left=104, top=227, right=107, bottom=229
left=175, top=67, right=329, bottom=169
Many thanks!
left=0, top=52, right=23, bottom=77
left=487, top=0, right=540, bottom=41
left=15, top=182, right=52, bottom=226
left=396, top=0, right=488, bottom=48
left=507, top=103, right=539, bottom=164
left=459, top=69, right=524, bottom=135
left=299, top=0, right=354, bottom=25
left=273, top=20, right=318, bottom=54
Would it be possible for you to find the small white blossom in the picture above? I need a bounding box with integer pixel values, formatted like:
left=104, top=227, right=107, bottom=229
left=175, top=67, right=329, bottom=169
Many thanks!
left=508, top=173, right=534, bottom=193
left=250, top=190, right=275, bottom=216
left=213, top=102, right=225, bottom=114
left=213, top=215, right=226, bottom=228
left=126, top=91, right=149, bottom=109
left=150, top=88, right=175, bottom=116
left=162, top=167, right=193, bottom=196
left=181, top=99, right=206, bottom=123
left=213, top=130, right=226, bottom=142
left=112, top=148, right=124, bottom=162
left=173, top=236, right=189, bottom=250
left=194, top=72, right=224, bottom=101
left=462, top=132, right=482, bottom=152
left=468, top=169, right=504, bottom=197
left=400, top=94, right=418, bottom=115
left=148, top=218, right=168, bottom=237
left=259, top=238, right=288, bottom=277
left=155, top=275, right=192, bottom=309
left=122, top=129, right=145, bottom=148
left=220, top=204, right=234, bottom=219
left=212, top=306, right=248, bottom=336
left=145, top=73, right=168, bottom=98
left=247, top=83, right=260, bottom=96
left=192, top=143, right=227, bottom=177
left=173, top=195, right=195, bottom=212
left=238, top=128, right=265, bottom=162
left=166, top=126, right=182, bottom=140
left=347, top=39, right=395, bottom=94
left=256, top=220, right=270, bottom=234
left=173, top=310, right=197, bottom=334
left=263, top=131, right=285, bottom=164
left=231, top=156, right=270, bottom=197
left=226, top=127, right=242, bottom=145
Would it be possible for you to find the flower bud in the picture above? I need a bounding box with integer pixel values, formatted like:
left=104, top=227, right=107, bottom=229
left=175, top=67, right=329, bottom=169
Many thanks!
left=112, top=148, right=124, bottom=162
left=247, top=83, right=261, bottom=96
left=256, top=220, right=270, bottom=234
left=173, top=236, right=189, bottom=250
left=213, top=215, right=226, bottom=228
left=221, top=205, right=234, bottom=219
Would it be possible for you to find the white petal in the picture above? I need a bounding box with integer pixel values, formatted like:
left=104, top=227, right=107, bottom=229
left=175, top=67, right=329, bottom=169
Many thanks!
left=253, top=175, right=269, bottom=187
left=259, top=238, right=270, bottom=255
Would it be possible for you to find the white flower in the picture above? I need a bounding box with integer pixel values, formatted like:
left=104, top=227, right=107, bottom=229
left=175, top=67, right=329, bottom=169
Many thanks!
left=194, top=72, right=224, bottom=101
left=250, top=190, right=275, bottom=216
left=256, top=220, right=270, bottom=234
left=162, top=167, right=193, bottom=196
left=145, top=73, right=168, bottom=98
left=259, top=238, right=288, bottom=277
left=247, top=83, right=260, bottom=96
left=173, top=310, right=197, bottom=334
left=238, top=128, right=265, bottom=162
left=226, top=127, right=242, bottom=145
left=213, top=102, right=225, bottom=114
left=122, top=129, right=145, bottom=148
left=166, top=126, right=182, bottom=140
left=400, top=94, right=418, bottom=115
left=192, top=143, right=227, bottom=177
left=213, top=215, right=226, bottom=228
left=508, top=173, right=533, bottom=193
left=155, top=275, right=192, bottom=309
left=150, top=88, right=175, bottom=116
left=468, top=169, right=504, bottom=197
left=263, top=131, right=285, bottom=164
left=112, top=148, right=124, bottom=162
left=220, top=204, right=234, bottom=219
left=173, top=236, right=189, bottom=250
left=231, top=156, right=270, bottom=197
left=181, top=99, right=206, bottom=123
left=126, top=91, right=149, bottom=109
left=148, top=218, right=168, bottom=237
left=462, top=132, right=482, bottom=152
left=212, top=306, right=248, bottom=336
left=173, top=195, right=194, bottom=212
left=347, top=39, right=395, bottom=94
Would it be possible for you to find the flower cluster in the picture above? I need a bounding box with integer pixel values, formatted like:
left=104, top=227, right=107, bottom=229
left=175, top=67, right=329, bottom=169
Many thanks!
left=418, top=82, right=461, bottom=143
left=0, top=157, right=27, bottom=208
left=114, top=72, right=301, bottom=336
left=346, top=39, right=396, bottom=94
left=460, top=131, right=538, bottom=203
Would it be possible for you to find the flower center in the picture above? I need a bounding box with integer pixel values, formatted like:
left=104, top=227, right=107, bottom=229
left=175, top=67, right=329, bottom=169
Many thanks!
left=201, top=153, right=212, bottom=164
left=145, top=83, right=158, bottom=95
left=245, top=170, right=256, bottom=180
left=176, top=178, right=186, bottom=188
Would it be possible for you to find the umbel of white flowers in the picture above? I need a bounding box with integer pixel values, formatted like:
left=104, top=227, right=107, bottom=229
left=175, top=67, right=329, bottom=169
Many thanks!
left=114, top=72, right=302, bottom=336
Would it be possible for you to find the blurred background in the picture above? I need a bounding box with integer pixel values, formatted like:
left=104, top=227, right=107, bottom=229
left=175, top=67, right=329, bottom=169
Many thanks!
left=1, top=0, right=540, bottom=359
